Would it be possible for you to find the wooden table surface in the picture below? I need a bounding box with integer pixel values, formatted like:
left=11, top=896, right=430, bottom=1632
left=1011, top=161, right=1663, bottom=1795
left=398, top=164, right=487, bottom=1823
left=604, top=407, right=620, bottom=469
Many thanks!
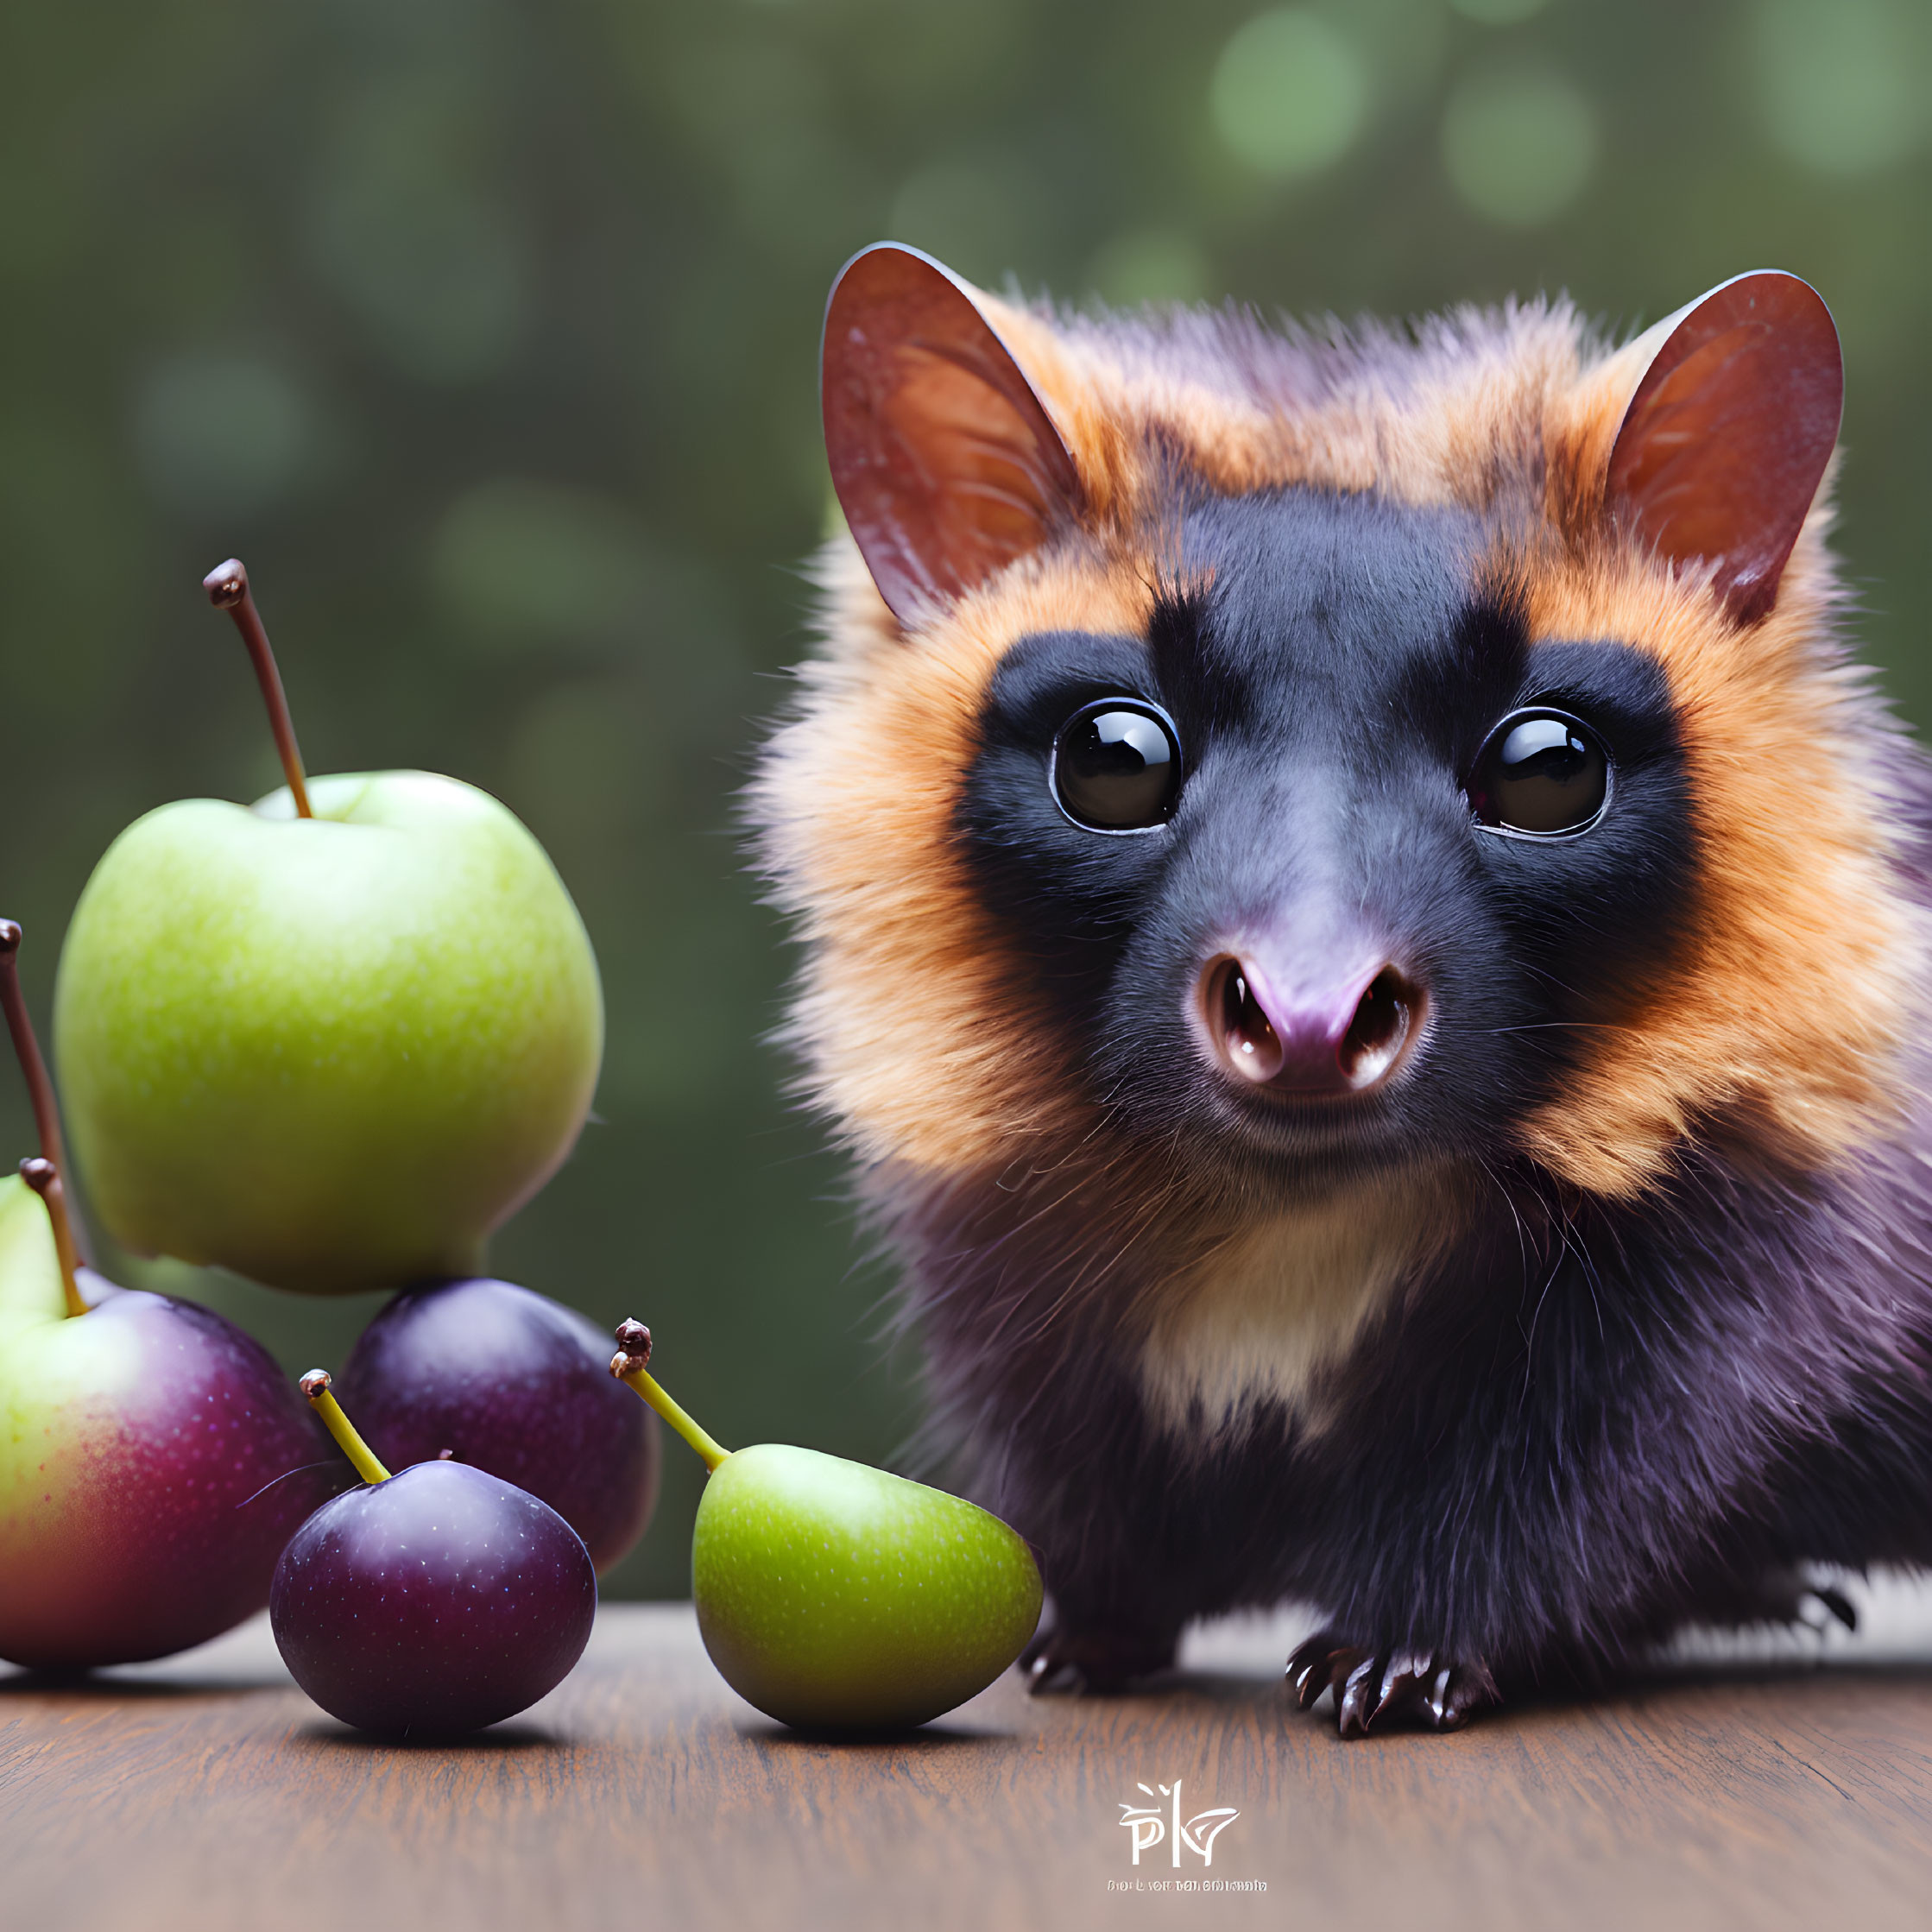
left=6, top=1586, right=1932, bottom=1932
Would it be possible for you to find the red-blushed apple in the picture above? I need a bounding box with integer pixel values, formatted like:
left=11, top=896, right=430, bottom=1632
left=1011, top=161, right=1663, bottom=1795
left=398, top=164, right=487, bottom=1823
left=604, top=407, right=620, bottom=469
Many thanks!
left=51, top=563, right=603, bottom=1295
left=0, top=1177, right=338, bottom=1667
left=0, top=919, right=336, bottom=1669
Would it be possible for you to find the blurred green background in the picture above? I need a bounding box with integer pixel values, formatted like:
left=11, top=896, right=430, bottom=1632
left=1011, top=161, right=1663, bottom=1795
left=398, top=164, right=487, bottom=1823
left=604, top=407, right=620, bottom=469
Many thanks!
left=1, top=0, right=1927, bottom=1598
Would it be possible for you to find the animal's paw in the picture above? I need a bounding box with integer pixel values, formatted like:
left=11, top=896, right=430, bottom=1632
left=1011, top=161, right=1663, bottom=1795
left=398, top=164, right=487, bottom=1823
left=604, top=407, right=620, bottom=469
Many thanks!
left=1023, top=1621, right=1178, bottom=1695
left=1697, top=1564, right=1859, bottom=1637
left=1285, top=1631, right=1497, bottom=1737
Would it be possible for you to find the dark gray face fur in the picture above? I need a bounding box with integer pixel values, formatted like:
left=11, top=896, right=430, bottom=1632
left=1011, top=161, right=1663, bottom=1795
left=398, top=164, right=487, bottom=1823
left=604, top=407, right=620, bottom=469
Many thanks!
left=958, top=486, right=1695, bottom=1190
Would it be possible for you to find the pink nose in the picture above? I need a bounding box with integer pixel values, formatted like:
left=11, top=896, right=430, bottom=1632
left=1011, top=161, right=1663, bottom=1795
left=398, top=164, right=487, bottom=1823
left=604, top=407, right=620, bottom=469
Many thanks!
left=1200, top=954, right=1422, bottom=1095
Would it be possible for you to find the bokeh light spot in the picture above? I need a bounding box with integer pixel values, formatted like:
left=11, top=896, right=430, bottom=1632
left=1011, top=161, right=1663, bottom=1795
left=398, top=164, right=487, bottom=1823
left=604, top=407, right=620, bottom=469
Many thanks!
left=1209, top=9, right=1370, bottom=180
left=508, top=678, right=658, bottom=849
left=306, top=74, right=528, bottom=385
left=1750, top=0, right=1929, bottom=179
left=1441, top=65, right=1597, bottom=226
left=131, top=354, right=313, bottom=524
left=1448, top=0, right=1549, bottom=24
left=1087, top=229, right=1214, bottom=307
left=430, top=480, right=654, bottom=657
left=887, top=161, right=1038, bottom=287
left=1348, top=0, right=1451, bottom=101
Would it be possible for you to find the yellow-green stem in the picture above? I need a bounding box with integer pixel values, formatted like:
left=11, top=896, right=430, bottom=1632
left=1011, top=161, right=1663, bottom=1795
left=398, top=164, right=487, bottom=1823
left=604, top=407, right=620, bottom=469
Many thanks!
left=302, top=1373, right=392, bottom=1485
left=617, top=1363, right=731, bottom=1473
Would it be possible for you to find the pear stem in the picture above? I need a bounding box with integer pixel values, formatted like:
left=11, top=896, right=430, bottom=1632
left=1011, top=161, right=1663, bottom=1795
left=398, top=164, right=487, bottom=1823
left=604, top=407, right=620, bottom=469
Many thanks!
left=300, top=1370, right=392, bottom=1485
left=21, top=1160, right=86, bottom=1319
left=609, top=1320, right=730, bottom=1473
left=204, top=559, right=313, bottom=819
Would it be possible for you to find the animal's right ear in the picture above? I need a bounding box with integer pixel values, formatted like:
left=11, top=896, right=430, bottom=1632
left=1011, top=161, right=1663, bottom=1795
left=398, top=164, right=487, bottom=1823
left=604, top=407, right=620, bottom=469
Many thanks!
left=822, top=243, right=1087, bottom=625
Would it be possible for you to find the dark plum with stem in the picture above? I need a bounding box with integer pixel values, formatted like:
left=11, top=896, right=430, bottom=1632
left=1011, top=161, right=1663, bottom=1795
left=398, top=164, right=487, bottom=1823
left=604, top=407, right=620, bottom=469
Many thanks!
left=0, top=920, right=333, bottom=1669
left=272, top=1370, right=597, bottom=1736
left=334, top=1275, right=659, bottom=1574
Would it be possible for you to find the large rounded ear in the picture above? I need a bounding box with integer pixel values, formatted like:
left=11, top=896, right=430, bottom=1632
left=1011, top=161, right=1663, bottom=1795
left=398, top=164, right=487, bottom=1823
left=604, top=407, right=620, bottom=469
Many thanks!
left=821, top=243, right=1087, bottom=624
left=1606, top=271, right=1841, bottom=624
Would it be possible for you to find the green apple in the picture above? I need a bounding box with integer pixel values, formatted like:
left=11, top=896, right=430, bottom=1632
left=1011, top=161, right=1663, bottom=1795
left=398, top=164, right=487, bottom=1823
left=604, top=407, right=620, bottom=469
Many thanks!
left=54, top=769, right=602, bottom=1294
left=610, top=1323, right=1043, bottom=1731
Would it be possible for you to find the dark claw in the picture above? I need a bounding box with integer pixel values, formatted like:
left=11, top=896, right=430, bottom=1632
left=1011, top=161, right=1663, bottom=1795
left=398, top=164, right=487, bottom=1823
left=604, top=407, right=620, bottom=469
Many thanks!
left=1371, top=1649, right=1430, bottom=1726
left=1026, top=1653, right=1088, bottom=1696
left=1285, top=1629, right=1496, bottom=1737
left=1427, top=1663, right=1493, bottom=1731
left=1424, top=1664, right=1456, bottom=1729
left=1285, top=1632, right=1365, bottom=1711
left=1286, top=1645, right=1322, bottom=1707
left=1811, top=1584, right=1858, bottom=1633
left=1337, top=1656, right=1380, bottom=1737
left=1022, top=1622, right=1178, bottom=1696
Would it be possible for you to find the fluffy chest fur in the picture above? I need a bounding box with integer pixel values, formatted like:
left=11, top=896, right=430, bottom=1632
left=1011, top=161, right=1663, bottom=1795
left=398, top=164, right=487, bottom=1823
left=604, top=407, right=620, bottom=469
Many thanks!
left=1137, top=1174, right=1455, bottom=1436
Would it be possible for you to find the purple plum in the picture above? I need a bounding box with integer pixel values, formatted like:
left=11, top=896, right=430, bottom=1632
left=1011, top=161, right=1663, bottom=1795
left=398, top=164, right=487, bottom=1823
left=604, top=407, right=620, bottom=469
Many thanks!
left=335, top=1276, right=658, bottom=1573
left=270, top=1449, right=597, bottom=1737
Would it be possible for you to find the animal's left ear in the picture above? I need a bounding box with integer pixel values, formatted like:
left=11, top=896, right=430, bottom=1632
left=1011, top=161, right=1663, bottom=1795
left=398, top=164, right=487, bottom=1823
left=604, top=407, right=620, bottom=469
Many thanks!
left=1605, top=271, right=1841, bottom=623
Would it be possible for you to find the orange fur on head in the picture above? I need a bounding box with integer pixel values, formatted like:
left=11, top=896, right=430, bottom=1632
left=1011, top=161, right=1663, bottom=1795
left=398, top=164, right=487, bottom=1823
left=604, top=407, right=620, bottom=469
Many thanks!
left=754, top=539, right=1155, bottom=1174
left=1508, top=512, right=1916, bottom=1194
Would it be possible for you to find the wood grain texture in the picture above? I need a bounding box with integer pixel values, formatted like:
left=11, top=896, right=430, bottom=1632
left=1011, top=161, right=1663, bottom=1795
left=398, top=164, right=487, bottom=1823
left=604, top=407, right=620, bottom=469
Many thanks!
left=5, top=1594, right=1932, bottom=1932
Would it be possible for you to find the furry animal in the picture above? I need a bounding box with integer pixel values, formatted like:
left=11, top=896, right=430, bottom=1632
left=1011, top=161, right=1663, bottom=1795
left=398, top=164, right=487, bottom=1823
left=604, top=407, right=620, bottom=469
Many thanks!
left=751, top=243, right=1932, bottom=1734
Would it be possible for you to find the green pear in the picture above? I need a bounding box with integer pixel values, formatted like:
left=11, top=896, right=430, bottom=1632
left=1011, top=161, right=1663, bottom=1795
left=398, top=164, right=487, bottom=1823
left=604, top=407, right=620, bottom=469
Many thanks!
left=611, top=1323, right=1042, bottom=1731
left=694, top=1443, right=1043, bottom=1729
left=54, top=769, right=602, bottom=1294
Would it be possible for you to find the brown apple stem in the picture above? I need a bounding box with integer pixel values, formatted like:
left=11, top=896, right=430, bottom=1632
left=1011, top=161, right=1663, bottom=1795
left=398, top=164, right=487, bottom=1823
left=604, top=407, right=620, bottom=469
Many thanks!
left=299, top=1370, right=393, bottom=1486
left=1, top=920, right=92, bottom=1291
left=21, top=1159, right=87, bottom=1319
left=609, top=1319, right=732, bottom=1472
left=203, top=559, right=313, bottom=818
left=0, top=921, right=69, bottom=1184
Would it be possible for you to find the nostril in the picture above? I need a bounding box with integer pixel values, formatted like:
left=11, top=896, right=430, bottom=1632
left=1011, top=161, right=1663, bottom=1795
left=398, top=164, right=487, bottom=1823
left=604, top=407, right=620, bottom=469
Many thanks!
left=1339, top=968, right=1417, bottom=1089
left=1197, top=952, right=1425, bottom=1096
left=1209, top=957, right=1285, bottom=1083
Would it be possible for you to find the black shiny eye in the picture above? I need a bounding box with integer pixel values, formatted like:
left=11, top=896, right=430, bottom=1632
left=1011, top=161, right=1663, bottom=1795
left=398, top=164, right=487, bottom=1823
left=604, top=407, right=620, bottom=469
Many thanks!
left=1468, top=710, right=1610, bottom=837
left=1051, top=700, right=1182, bottom=831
